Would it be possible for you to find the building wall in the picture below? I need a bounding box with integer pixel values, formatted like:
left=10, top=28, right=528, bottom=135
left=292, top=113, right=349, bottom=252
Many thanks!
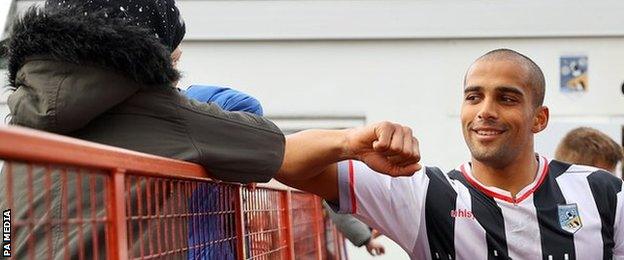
left=175, top=37, right=624, bottom=171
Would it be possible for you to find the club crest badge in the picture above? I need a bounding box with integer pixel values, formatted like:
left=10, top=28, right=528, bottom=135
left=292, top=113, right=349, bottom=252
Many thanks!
left=558, top=203, right=582, bottom=234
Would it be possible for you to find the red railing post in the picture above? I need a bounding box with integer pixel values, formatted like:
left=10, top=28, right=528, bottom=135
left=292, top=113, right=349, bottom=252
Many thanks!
left=313, top=196, right=323, bottom=260
left=281, top=190, right=295, bottom=260
left=234, top=186, right=246, bottom=260
left=106, top=169, right=129, bottom=260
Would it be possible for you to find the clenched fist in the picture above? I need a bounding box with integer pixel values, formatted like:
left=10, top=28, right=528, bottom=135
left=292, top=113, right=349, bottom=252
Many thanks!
left=344, top=121, right=421, bottom=176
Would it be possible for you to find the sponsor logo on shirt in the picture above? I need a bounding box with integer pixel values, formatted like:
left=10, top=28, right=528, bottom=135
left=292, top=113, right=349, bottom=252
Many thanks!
left=558, top=203, right=582, bottom=234
left=450, top=209, right=474, bottom=219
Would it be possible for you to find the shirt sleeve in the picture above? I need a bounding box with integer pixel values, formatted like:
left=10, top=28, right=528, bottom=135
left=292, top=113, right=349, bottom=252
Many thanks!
left=334, top=160, right=430, bottom=252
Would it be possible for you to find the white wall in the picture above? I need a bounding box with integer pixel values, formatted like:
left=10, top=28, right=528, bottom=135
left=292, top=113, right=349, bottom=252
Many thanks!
left=176, top=37, right=624, bottom=171
left=179, top=0, right=624, bottom=40
left=0, top=0, right=13, bottom=38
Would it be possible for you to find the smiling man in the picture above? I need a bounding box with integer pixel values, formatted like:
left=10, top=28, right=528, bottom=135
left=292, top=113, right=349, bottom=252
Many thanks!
left=276, top=49, right=624, bottom=259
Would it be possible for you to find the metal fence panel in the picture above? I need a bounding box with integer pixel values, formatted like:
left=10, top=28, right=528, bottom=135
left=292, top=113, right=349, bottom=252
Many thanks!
left=0, top=126, right=346, bottom=260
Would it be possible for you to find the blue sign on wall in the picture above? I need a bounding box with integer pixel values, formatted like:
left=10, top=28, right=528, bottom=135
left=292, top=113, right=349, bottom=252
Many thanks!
left=560, top=55, right=588, bottom=92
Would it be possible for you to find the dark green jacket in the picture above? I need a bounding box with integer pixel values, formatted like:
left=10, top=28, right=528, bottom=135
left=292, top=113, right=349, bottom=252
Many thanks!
left=6, top=8, right=285, bottom=183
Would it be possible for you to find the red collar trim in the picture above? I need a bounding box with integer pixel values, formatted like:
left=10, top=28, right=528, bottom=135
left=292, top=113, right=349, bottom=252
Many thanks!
left=459, top=156, right=549, bottom=204
left=348, top=160, right=357, bottom=214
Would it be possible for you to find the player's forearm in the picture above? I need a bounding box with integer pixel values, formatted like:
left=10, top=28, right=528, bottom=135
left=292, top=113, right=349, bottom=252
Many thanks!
left=276, top=129, right=351, bottom=182
left=274, top=122, right=420, bottom=200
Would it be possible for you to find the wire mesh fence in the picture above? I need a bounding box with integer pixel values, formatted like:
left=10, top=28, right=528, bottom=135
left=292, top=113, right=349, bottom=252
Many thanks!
left=0, top=161, right=109, bottom=260
left=0, top=126, right=347, bottom=260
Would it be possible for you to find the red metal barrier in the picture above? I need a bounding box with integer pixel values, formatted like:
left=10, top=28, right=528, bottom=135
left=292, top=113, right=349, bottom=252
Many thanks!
left=0, top=126, right=345, bottom=260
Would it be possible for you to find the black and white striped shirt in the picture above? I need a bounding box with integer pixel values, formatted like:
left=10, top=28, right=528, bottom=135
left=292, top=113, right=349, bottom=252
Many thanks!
left=335, top=156, right=624, bottom=259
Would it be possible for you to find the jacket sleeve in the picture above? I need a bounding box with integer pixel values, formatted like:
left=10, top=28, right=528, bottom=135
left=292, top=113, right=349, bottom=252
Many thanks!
left=323, top=201, right=372, bottom=247
left=181, top=96, right=285, bottom=183
left=8, top=60, right=140, bottom=133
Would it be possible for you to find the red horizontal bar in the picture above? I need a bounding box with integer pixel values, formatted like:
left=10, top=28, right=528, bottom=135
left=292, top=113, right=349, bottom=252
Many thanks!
left=244, top=228, right=284, bottom=236
left=12, top=218, right=108, bottom=226
left=0, top=126, right=210, bottom=180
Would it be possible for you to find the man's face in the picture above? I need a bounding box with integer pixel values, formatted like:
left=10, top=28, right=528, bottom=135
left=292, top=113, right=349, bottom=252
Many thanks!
left=461, top=58, right=546, bottom=167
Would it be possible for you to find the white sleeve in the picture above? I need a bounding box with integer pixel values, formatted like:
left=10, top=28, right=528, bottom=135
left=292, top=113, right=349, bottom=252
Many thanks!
left=335, top=160, right=430, bottom=252
left=613, top=190, right=624, bottom=258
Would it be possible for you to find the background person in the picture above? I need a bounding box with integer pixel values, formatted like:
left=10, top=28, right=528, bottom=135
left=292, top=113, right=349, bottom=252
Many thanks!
left=185, top=85, right=263, bottom=260
left=323, top=201, right=386, bottom=256
left=555, top=127, right=623, bottom=173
